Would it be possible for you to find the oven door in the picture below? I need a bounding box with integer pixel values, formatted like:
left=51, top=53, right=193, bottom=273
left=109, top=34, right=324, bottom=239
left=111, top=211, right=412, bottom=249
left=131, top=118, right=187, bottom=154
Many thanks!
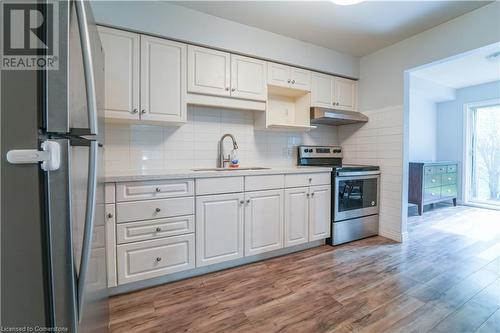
left=334, top=173, right=380, bottom=221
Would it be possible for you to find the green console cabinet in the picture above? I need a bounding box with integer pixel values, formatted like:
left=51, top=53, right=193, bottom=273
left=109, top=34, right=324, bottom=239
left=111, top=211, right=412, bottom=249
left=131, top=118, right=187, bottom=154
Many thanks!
left=409, top=162, right=458, bottom=215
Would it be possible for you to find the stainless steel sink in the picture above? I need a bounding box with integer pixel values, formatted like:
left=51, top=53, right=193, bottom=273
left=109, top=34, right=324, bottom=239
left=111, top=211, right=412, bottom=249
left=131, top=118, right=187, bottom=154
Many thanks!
left=191, top=167, right=271, bottom=172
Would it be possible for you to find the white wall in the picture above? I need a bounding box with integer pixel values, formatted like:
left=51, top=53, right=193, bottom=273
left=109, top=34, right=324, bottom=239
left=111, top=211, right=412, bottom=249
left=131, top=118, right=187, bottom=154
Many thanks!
left=105, top=107, right=339, bottom=173
left=408, top=76, right=456, bottom=162
left=436, top=80, right=500, bottom=201
left=90, top=1, right=359, bottom=78
left=344, top=2, right=500, bottom=241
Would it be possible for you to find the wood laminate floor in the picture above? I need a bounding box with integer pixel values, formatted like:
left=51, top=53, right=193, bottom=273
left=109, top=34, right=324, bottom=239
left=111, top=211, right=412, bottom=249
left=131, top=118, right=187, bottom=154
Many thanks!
left=109, top=204, right=500, bottom=332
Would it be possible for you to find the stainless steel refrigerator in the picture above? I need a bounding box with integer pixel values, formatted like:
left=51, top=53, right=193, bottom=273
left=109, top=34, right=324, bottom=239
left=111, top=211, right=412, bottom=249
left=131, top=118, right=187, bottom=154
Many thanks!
left=2, top=1, right=108, bottom=331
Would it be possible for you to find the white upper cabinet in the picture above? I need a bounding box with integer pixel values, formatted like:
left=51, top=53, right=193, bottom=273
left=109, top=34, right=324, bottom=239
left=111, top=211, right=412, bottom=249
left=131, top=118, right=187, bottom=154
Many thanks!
left=311, top=73, right=358, bottom=111
left=309, top=185, right=331, bottom=241
left=267, top=62, right=311, bottom=91
left=196, top=193, right=244, bottom=267
left=311, top=73, right=334, bottom=108
left=334, top=77, right=357, bottom=111
left=290, top=68, right=312, bottom=91
left=188, top=46, right=231, bottom=97
left=98, top=27, right=140, bottom=120
left=230, top=55, right=267, bottom=101
left=140, top=36, right=187, bottom=123
left=284, top=187, right=309, bottom=247
left=244, top=189, right=284, bottom=256
left=267, top=62, right=290, bottom=88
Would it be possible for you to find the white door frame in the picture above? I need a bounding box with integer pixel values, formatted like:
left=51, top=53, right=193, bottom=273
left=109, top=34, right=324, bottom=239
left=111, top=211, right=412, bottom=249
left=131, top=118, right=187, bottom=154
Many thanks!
left=462, top=98, right=500, bottom=210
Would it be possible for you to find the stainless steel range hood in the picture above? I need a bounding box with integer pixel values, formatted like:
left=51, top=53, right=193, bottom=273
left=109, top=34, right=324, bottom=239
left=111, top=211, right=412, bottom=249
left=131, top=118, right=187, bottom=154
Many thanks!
left=310, top=107, right=368, bottom=126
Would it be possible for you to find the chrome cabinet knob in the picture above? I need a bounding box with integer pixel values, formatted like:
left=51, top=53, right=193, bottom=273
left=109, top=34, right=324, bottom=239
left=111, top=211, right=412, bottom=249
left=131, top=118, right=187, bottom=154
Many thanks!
left=155, top=208, right=161, bottom=213
left=240, top=200, right=245, bottom=205
left=155, top=187, right=161, bottom=192
left=246, top=199, right=250, bottom=204
left=306, top=193, right=310, bottom=197
left=106, top=213, right=113, bottom=219
left=156, top=257, right=162, bottom=262
left=287, top=79, right=291, bottom=83
left=155, top=227, right=162, bottom=232
left=231, top=88, right=236, bottom=92
left=141, top=109, right=146, bottom=114
left=308, top=178, right=312, bottom=182
left=225, top=87, right=230, bottom=91
left=311, top=192, right=315, bottom=197
left=131, top=108, right=138, bottom=114
left=291, top=80, right=295, bottom=84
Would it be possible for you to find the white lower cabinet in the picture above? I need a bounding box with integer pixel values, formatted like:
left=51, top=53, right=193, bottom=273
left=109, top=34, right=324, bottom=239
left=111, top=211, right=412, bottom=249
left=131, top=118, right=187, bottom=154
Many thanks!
left=309, top=185, right=331, bottom=241
left=117, top=234, right=195, bottom=284
left=196, top=193, right=244, bottom=267
left=284, top=187, right=309, bottom=247
left=244, top=189, right=284, bottom=256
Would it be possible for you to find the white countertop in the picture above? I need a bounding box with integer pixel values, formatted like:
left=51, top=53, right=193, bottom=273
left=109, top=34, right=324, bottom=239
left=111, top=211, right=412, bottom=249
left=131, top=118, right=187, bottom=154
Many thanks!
left=105, top=166, right=333, bottom=183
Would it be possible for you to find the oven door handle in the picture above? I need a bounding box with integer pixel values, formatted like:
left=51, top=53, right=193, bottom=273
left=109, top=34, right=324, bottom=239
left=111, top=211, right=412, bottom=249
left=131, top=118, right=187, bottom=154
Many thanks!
left=336, top=171, right=381, bottom=177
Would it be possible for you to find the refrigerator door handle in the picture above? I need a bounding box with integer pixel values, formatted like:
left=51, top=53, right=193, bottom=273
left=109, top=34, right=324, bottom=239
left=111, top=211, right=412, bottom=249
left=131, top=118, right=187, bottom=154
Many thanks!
left=75, top=0, right=98, bottom=135
left=77, top=140, right=98, bottom=322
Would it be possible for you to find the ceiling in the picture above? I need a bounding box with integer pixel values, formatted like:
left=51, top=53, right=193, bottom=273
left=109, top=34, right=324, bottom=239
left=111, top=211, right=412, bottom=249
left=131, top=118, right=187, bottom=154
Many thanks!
left=413, top=43, right=500, bottom=89
left=171, top=1, right=491, bottom=56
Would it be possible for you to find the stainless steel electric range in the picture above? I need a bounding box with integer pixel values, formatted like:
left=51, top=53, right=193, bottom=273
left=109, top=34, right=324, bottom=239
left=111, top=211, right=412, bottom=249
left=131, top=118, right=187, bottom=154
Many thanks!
left=298, top=145, right=380, bottom=245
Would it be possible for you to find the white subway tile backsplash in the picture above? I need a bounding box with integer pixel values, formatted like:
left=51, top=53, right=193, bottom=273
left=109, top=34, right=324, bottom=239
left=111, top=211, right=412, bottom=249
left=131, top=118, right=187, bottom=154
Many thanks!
left=104, top=106, right=339, bottom=173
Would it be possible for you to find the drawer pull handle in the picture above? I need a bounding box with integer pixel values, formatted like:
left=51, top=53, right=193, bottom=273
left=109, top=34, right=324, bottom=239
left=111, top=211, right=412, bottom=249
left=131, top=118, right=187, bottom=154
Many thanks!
left=431, top=179, right=436, bottom=183
left=155, top=187, right=161, bottom=193
left=246, top=199, right=250, bottom=204
left=106, top=213, right=113, bottom=219
left=311, top=192, right=315, bottom=197
left=156, top=257, right=162, bottom=262
left=155, top=227, right=162, bottom=232
left=306, top=193, right=310, bottom=197
left=309, top=178, right=312, bottom=182
left=447, top=177, right=452, bottom=181
left=155, top=208, right=161, bottom=213
left=239, top=200, right=245, bottom=205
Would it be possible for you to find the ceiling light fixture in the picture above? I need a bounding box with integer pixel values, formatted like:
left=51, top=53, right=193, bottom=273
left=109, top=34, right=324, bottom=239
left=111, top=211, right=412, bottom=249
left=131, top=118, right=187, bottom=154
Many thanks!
left=330, top=0, right=365, bottom=5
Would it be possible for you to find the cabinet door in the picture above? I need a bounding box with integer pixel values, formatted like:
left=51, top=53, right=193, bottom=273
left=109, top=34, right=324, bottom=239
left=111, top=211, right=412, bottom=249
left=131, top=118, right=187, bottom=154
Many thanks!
left=196, top=193, right=244, bottom=267
left=290, top=68, right=311, bottom=91
left=230, top=55, right=267, bottom=101
left=267, top=62, right=290, bottom=88
left=309, top=185, right=331, bottom=241
left=334, top=77, right=357, bottom=111
left=188, top=46, right=230, bottom=97
left=311, top=73, right=333, bottom=108
left=98, top=27, right=140, bottom=120
left=245, top=189, right=284, bottom=256
left=140, top=36, right=187, bottom=123
left=284, top=187, right=309, bottom=247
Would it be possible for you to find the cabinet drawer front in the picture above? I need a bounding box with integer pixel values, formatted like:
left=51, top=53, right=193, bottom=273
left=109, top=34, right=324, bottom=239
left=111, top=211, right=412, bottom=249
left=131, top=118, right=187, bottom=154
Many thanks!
left=245, top=175, right=285, bottom=191
left=442, top=173, right=457, bottom=186
left=117, top=234, right=195, bottom=284
left=196, top=177, right=244, bottom=195
left=116, top=179, right=194, bottom=202
left=116, top=197, right=194, bottom=223
left=116, top=215, right=194, bottom=244
left=424, top=174, right=442, bottom=188
left=436, top=166, right=447, bottom=174
left=441, top=185, right=457, bottom=198
left=285, top=173, right=330, bottom=188
left=447, top=165, right=457, bottom=173
left=423, top=187, right=441, bottom=202
left=424, top=166, right=436, bottom=175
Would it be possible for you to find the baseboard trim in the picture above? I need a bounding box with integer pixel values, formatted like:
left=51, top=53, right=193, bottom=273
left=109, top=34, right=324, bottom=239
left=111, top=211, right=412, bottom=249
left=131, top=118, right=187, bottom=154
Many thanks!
left=379, top=229, right=404, bottom=243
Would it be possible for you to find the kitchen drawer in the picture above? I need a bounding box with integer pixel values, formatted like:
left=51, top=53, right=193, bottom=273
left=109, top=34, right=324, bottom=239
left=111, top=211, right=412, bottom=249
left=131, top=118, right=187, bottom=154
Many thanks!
left=441, top=185, right=457, bottom=198
left=105, top=183, right=115, bottom=203
left=285, top=173, right=330, bottom=188
left=196, top=177, right=244, bottom=195
left=116, top=197, right=194, bottom=223
left=447, top=165, right=457, bottom=173
left=116, top=179, right=194, bottom=202
left=424, top=174, right=442, bottom=188
left=442, top=173, right=457, bottom=186
left=116, top=215, right=194, bottom=244
left=245, top=174, right=285, bottom=191
left=117, top=234, right=195, bottom=284
left=424, top=166, right=436, bottom=175
left=423, top=187, right=441, bottom=202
